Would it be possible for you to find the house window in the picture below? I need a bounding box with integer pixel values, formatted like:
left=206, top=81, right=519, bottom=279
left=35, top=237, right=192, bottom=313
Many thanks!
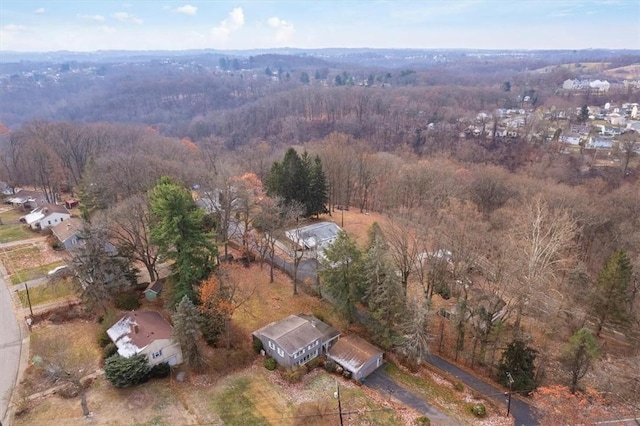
left=277, top=348, right=284, bottom=357
left=48, top=220, right=51, bottom=225
left=268, top=341, right=275, bottom=350
left=152, top=349, right=163, bottom=359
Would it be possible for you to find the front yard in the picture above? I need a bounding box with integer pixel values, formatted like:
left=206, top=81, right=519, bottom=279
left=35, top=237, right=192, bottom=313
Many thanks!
left=0, top=208, right=34, bottom=243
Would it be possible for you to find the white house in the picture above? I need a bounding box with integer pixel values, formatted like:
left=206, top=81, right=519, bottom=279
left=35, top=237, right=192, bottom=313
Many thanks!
left=22, top=204, right=71, bottom=230
left=107, top=311, right=183, bottom=367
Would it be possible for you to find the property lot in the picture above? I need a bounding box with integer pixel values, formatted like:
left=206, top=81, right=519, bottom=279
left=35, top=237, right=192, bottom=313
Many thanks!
left=0, top=240, right=66, bottom=285
left=0, top=209, right=33, bottom=243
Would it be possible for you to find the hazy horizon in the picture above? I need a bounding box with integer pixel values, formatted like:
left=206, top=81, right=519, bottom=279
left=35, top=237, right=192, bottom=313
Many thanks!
left=1, top=1, right=639, bottom=53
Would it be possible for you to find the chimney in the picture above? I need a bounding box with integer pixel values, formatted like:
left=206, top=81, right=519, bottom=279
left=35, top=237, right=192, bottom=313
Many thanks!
left=133, top=324, right=139, bottom=334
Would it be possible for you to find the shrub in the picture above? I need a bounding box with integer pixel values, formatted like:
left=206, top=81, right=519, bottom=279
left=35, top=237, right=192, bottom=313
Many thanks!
left=454, top=381, right=464, bottom=392
left=102, top=342, right=118, bottom=360
left=264, top=357, right=277, bottom=371
left=114, top=292, right=140, bottom=311
left=282, top=367, right=305, bottom=383
left=415, top=415, right=431, bottom=425
left=104, top=354, right=151, bottom=388
left=324, top=360, right=337, bottom=373
left=97, top=330, right=111, bottom=348
left=469, top=403, right=487, bottom=418
left=306, top=357, right=321, bottom=371
left=150, top=362, right=171, bottom=378
left=252, top=338, right=264, bottom=354
left=342, top=370, right=352, bottom=379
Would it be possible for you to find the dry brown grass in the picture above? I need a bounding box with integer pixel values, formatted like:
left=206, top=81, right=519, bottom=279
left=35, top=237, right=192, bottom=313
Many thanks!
left=0, top=239, right=66, bottom=276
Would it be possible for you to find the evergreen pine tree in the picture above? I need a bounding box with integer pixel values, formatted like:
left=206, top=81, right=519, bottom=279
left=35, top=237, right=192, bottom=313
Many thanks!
left=591, top=249, right=634, bottom=336
left=320, top=231, right=366, bottom=323
left=308, top=155, right=329, bottom=217
left=149, top=177, right=217, bottom=307
left=172, top=296, right=205, bottom=369
left=363, top=232, right=405, bottom=348
left=496, top=339, right=538, bottom=394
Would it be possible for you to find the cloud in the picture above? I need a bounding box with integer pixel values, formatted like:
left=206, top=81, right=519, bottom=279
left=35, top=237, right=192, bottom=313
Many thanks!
left=3, top=24, right=28, bottom=32
left=267, top=16, right=294, bottom=43
left=211, top=7, right=244, bottom=41
left=78, top=14, right=106, bottom=22
left=175, top=5, right=197, bottom=16
left=113, top=12, right=143, bottom=24
left=98, top=25, right=116, bottom=33
left=34, top=8, right=45, bottom=15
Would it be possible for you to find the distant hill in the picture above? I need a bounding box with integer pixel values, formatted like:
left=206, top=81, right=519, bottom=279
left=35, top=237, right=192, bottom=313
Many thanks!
left=603, top=64, right=640, bottom=80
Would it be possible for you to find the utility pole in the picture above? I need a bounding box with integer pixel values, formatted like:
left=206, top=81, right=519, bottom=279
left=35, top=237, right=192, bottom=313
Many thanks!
left=506, top=371, right=514, bottom=417
left=24, top=282, right=33, bottom=316
left=335, top=382, right=344, bottom=426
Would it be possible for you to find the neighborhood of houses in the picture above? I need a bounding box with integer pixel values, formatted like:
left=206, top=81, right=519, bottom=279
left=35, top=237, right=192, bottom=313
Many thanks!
left=458, top=100, right=640, bottom=155
left=2, top=186, right=388, bottom=383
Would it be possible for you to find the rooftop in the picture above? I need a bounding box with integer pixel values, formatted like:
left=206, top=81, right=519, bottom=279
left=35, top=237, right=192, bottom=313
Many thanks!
left=328, top=335, right=383, bottom=372
left=106, top=311, right=173, bottom=358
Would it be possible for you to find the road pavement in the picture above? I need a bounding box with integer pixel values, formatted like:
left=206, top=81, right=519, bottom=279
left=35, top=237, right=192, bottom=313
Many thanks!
left=0, top=269, right=22, bottom=425
left=365, top=367, right=461, bottom=425
left=427, top=353, right=538, bottom=426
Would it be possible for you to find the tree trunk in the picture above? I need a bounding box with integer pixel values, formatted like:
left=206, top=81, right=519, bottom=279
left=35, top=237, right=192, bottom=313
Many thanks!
left=80, top=389, right=90, bottom=417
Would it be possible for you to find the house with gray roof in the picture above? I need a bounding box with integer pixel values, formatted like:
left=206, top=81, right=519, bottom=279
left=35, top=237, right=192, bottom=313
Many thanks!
left=253, top=314, right=340, bottom=369
left=327, top=335, right=384, bottom=381
left=50, top=217, right=84, bottom=250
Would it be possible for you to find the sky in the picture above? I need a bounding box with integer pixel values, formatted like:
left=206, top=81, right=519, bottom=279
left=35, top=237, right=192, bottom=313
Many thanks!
left=1, top=1, right=639, bottom=52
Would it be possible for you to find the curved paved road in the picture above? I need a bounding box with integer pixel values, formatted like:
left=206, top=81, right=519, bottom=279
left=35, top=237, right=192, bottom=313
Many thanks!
left=365, top=367, right=461, bottom=425
left=427, top=354, right=538, bottom=426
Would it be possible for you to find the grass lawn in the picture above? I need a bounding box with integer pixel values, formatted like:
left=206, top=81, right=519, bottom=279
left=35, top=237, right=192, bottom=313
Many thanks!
left=17, top=278, right=76, bottom=306
left=11, top=260, right=66, bottom=285
left=0, top=223, right=33, bottom=244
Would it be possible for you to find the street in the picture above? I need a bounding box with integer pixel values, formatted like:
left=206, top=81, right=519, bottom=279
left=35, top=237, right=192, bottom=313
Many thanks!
left=0, top=271, right=22, bottom=424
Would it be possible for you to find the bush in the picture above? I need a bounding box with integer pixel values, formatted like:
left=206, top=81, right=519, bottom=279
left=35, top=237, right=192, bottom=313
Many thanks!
left=264, top=357, right=277, bottom=371
left=114, top=292, right=140, bottom=311
left=306, top=357, right=321, bottom=371
left=102, top=342, right=118, bottom=360
left=252, top=338, right=264, bottom=354
left=324, top=360, right=337, bottom=373
left=415, top=415, right=431, bottom=425
left=342, top=370, right=352, bottom=379
left=454, top=381, right=464, bottom=392
left=469, top=403, right=487, bottom=418
left=104, top=354, right=150, bottom=388
left=281, top=367, right=306, bottom=383
left=150, top=362, right=171, bottom=378
left=97, top=309, right=119, bottom=347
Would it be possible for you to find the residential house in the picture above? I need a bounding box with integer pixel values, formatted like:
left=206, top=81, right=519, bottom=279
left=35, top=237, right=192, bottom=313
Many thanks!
left=107, top=311, right=183, bottom=367
left=253, top=314, right=340, bottom=369
left=570, top=124, right=591, bottom=135
left=0, top=181, right=13, bottom=196
left=7, top=189, right=47, bottom=209
left=50, top=217, right=84, bottom=250
left=560, top=133, right=583, bottom=146
left=587, top=137, right=614, bottom=149
left=327, top=335, right=384, bottom=381
left=22, top=204, right=71, bottom=230
left=285, top=221, right=342, bottom=259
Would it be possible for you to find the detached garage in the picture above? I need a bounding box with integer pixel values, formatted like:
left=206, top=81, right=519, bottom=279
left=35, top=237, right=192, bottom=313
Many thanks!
left=327, top=335, right=383, bottom=381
